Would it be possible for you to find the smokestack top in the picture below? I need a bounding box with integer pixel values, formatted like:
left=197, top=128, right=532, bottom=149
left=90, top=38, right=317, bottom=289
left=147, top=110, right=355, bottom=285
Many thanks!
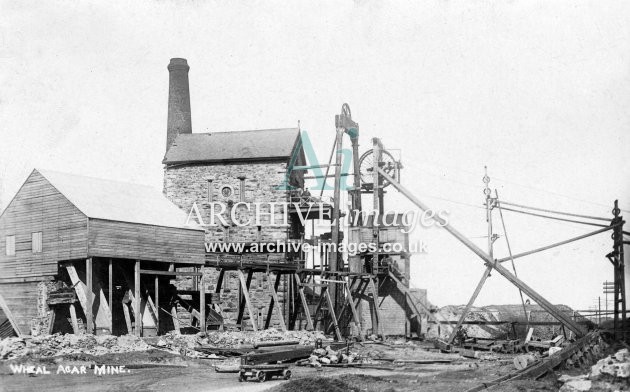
left=168, top=58, right=189, bottom=71
left=166, top=58, right=192, bottom=151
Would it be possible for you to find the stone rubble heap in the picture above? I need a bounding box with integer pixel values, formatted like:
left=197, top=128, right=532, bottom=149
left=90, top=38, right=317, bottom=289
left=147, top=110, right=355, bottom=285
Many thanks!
left=306, top=346, right=357, bottom=367
left=0, top=328, right=327, bottom=361
left=199, top=328, right=326, bottom=348
left=0, top=334, right=150, bottom=360
left=559, top=348, right=630, bottom=392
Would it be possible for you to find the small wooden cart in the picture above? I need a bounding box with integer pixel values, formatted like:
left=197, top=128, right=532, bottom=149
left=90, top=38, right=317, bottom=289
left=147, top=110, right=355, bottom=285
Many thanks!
left=238, top=364, right=292, bottom=383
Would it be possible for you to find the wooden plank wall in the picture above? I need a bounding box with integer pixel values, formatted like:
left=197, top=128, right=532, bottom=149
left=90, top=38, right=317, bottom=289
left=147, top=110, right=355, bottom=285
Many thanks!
left=0, top=171, right=88, bottom=278
left=88, top=219, right=204, bottom=264
left=0, top=280, right=49, bottom=334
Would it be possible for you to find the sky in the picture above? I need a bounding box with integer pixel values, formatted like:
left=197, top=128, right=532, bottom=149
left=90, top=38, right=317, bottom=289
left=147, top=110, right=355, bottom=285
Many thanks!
left=1, top=0, right=629, bottom=311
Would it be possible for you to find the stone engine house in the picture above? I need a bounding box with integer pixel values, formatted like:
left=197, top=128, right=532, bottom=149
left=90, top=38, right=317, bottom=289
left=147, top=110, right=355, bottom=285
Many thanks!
left=162, top=59, right=307, bottom=329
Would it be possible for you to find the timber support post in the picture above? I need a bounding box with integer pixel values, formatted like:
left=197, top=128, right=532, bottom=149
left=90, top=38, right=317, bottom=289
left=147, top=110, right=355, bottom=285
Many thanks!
left=86, top=257, right=93, bottom=334
left=199, top=267, right=206, bottom=332
left=134, top=260, right=141, bottom=336
left=108, top=258, right=113, bottom=333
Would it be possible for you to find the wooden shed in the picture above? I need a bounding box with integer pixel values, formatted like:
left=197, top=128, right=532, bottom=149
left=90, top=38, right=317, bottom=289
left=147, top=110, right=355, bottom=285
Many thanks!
left=0, top=169, right=205, bottom=336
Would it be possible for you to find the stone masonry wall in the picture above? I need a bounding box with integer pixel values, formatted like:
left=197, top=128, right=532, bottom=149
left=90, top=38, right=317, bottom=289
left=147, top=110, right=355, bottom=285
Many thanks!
left=164, top=161, right=300, bottom=330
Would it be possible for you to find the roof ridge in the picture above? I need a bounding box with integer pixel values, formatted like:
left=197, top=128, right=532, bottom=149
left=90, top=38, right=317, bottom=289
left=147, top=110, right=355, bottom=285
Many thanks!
left=178, top=127, right=298, bottom=136
left=36, top=168, right=156, bottom=190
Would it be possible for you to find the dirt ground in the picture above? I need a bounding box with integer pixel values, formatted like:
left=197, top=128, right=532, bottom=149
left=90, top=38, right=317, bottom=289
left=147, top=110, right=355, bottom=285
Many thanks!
left=0, top=344, right=561, bottom=392
left=0, top=360, right=560, bottom=392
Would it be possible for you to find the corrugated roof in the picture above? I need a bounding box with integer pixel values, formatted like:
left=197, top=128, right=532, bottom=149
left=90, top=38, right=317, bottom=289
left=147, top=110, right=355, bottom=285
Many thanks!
left=163, top=128, right=300, bottom=164
left=36, top=169, right=203, bottom=231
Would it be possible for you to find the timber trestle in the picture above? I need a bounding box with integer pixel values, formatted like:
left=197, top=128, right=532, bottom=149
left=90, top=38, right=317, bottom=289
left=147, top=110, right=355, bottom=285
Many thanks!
left=206, top=258, right=385, bottom=340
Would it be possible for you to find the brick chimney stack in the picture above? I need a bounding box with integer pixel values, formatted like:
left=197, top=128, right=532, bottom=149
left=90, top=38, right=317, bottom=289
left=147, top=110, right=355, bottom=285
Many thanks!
left=166, top=58, right=192, bottom=151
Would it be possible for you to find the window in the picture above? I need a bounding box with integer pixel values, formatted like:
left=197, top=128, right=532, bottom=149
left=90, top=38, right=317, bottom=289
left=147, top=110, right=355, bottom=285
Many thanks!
left=221, top=186, right=233, bottom=198
left=32, top=232, right=42, bottom=253
left=5, top=235, right=15, bottom=256
left=238, top=176, right=246, bottom=202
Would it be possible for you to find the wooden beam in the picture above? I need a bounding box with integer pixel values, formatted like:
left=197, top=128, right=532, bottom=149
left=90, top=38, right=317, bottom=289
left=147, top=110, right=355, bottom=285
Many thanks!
left=237, top=270, right=253, bottom=327
left=388, top=271, right=439, bottom=324
left=344, top=280, right=361, bottom=332
left=68, top=304, right=79, bottom=334
left=48, top=309, right=56, bottom=334
left=367, top=277, right=384, bottom=336
left=312, top=290, right=327, bottom=330
left=199, top=268, right=206, bottom=332
left=122, top=302, right=132, bottom=334
left=146, top=295, right=159, bottom=325
left=0, top=290, right=22, bottom=336
left=134, top=260, right=141, bottom=336
left=339, top=277, right=367, bottom=322
left=324, top=288, right=342, bottom=341
left=139, top=269, right=202, bottom=277
left=378, top=167, right=584, bottom=337
left=265, top=272, right=287, bottom=331
left=64, top=259, right=112, bottom=334
left=86, top=257, right=94, bottom=334
left=171, top=306, right=180, bottom=334
left=108, top=259, right=113, bottom=333
left=447, top=266, right=493, bottom=344
left=294, top=274, right=314, bottom=331
left=237, top=270, right=258, bottom=331
left=213, top=269, right=225, bottom=331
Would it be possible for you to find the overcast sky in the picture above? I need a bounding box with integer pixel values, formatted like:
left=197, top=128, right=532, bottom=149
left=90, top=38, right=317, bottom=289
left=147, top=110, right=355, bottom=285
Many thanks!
left=1, top=1, right=629, bottom=311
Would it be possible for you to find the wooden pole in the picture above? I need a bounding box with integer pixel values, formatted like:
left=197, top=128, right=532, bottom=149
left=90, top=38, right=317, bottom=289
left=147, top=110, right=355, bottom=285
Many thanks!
left=134, top=260, right=141, bottom=336
left=86, top=257, right=94, bottom=334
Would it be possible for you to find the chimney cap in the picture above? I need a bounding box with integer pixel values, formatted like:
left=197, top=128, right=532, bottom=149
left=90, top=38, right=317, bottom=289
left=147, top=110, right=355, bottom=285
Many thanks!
left=168, top=58, right=189, bottom=71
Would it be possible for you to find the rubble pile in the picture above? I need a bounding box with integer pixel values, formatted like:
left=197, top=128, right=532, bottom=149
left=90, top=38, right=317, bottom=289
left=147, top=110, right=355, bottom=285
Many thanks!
left=558, top=348, right=630, bottom=392
left=0, top=329, right=327, bottom=361
left=0, top=334, right=150, bottom=360
left=306, top=345, right=357, bottom=367
left=194, top=328, right=326, bottom=348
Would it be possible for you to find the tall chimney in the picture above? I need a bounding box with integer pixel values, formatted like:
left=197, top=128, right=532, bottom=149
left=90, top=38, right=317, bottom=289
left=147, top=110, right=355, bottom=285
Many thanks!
left=166, top=58, right=192, bottom=151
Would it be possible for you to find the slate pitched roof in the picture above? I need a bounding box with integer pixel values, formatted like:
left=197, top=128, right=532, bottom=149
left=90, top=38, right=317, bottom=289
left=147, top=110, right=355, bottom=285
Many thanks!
left=35, top=169, right=203, bottom=231
left=162, top=128, right=300, bottom=165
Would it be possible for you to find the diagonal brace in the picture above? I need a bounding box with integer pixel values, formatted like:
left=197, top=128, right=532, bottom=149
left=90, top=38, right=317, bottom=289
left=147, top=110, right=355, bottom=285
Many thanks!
left=377, top=167, right=583, bottom=337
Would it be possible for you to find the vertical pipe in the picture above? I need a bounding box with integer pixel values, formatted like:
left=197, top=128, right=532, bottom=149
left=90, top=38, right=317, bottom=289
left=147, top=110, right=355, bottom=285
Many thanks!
left=371, top=138, right=381, bottom=275
left=86, top=257, right=93, bottom=334
left=350, top=136, right=362, bottom=226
